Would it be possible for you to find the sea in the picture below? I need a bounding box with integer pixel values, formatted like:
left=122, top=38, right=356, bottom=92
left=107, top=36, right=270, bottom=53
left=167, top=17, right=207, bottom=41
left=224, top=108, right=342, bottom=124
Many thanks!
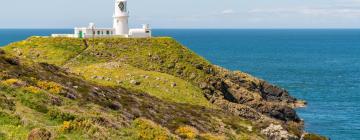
left=1, top=29, right=360, bottom=139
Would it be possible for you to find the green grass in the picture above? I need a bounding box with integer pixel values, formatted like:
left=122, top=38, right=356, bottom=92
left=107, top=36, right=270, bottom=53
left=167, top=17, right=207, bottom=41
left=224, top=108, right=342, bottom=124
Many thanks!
left=0, top=125, right=29, bottom=140
left=0, top=37, right=269, bottom=140
left=0, top=111, right=21, bottom=126
left=71, top=62, right=213, bottom=108
left=3, top=37, right=86, bottom=65
left=4, top=37, right=214, bottom=108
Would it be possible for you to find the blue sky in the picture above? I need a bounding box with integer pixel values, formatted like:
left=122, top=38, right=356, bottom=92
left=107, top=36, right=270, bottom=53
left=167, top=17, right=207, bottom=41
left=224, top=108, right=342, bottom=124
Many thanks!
left=0, top=0, right=359, bottom=28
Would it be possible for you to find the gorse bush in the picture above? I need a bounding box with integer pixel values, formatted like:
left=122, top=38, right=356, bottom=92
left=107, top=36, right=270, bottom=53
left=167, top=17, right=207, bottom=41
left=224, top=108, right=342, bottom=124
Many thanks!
left=175, top=125, right=199, bottom=139
left=60, top=121, right=72, bottom=132
left=36, top=81, right=62, bottom=94
left=59, top=118, right=98, bottom=132
left=123, top=118, right=177, bottom=140
left=22, top=86, right=41, bottom=94
left=1, top=78, right=24, bottom=87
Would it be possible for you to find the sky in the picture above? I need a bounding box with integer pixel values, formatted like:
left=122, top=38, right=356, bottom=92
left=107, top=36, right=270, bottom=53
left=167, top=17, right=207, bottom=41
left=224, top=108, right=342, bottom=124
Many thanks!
left=0, top=0, right=359, bottom=29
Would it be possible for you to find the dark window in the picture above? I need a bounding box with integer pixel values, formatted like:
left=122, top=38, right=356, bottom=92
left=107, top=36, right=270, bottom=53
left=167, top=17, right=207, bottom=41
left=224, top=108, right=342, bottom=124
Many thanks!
left=106, top=31, right=110, bottom=35
left=119, top=2, right=125, bottom=12
left=97, top=31, right=100, bottom=35
left=146, top=31, right=150, bottom=33
left=93, top=31, right=96, bottom=35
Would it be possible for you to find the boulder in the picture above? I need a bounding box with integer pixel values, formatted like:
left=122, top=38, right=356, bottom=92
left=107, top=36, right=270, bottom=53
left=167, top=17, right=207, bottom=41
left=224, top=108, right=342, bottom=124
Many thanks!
left=261, top=124, right=297, bottom=140
left=28, top=128, right=52, bottom=140
left=171, top=82, right=177, bottom=87
left=130, top=80, right=141, bottom=85
left=0, top=49, right=5, bottom=55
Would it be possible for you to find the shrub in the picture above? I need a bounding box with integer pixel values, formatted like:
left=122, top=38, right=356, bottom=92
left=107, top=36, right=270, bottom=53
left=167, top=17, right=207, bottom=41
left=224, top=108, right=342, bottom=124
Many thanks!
left=175, top=125, right=199, bottom=139
left=0, top=93, right=15, bottom=111
left=199, top=133, right=225, bottom=140
left=60, top=121, right=72, bottom=132
left=59, top=119, right=93, bottom=133
left=0, top=72, right=8, bottom=80
left=36, top=81, right=62, bottom=94
left=48, top=109, right=76, bottom=122
left=0, top=111, right=21, bottom=126
left=0, top=132, right=5, bottom=139
left=19, top=93, right=49, bottom=113
left=23, top=86, right=41, bottom=94
left=1, top=78, right=25, bottom=87
left=124, top=118, right=176, bottom=140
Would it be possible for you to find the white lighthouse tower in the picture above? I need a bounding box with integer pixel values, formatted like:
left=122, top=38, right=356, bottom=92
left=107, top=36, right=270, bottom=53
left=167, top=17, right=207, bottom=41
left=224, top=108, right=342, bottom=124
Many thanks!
left=51, top=0, right=151, bottom=38
left=113, top=0, right=129, bottom=35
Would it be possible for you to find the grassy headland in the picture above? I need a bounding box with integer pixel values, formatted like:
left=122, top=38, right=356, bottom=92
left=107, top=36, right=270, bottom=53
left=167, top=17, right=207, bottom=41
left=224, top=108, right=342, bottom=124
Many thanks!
left=0, top=37, right=326, bottom=140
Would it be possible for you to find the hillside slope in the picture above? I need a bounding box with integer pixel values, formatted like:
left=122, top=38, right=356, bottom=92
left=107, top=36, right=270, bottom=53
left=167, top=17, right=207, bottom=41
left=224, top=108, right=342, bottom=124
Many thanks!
left=1, top=37, right=326, bottom=140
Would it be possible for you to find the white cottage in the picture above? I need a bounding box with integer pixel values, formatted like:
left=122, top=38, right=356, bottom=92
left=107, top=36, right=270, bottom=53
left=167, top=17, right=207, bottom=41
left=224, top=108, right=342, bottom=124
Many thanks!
left=52, top=0, right=151, bottom=38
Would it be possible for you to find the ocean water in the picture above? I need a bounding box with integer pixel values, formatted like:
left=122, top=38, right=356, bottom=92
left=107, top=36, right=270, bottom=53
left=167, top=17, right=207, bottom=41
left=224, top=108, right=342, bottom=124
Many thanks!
left=1, top=29, right=360, bottom=139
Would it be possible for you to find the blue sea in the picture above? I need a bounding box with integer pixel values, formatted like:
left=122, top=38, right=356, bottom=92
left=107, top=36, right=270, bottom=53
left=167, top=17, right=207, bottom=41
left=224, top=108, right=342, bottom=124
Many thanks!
left=1, top=29, right=360, bottom=139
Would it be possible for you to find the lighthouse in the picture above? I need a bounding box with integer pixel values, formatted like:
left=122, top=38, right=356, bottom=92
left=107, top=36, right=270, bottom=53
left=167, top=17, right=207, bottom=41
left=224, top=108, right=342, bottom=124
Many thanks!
left=51, top=0, right=151, bottom=38
left=113, top=0, right=129, bottom=35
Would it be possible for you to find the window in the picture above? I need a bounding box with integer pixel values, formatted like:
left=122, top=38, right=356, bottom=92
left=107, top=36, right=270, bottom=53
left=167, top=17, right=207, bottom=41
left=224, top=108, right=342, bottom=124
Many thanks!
left=146, top=31, right=150, bottom=33
left=93, top=31, right=96, bottom=35
left=101, top=31, right=103, bottom=35
left=106, top=31, right=110, bottom=35
left=97, top=31, right=100, bottom=35
left=119, top=2, right=126, bottom=12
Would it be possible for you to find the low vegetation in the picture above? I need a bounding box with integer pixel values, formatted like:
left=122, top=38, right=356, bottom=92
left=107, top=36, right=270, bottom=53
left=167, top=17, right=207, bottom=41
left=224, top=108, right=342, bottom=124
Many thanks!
left=0, top=47, right=264, bottom=139
left=0, top=37, right=328, bottom=139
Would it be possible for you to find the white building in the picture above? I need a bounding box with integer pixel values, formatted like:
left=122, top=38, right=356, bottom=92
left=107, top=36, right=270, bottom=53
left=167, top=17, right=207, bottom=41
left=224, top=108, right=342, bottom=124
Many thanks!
left=52, top=0, right=151, bottom=38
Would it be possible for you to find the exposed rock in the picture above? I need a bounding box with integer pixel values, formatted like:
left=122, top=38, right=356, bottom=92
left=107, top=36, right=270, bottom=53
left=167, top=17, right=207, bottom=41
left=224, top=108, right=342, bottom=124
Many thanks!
left=49, top=95, right=62, bottom=106
left=64, top=92, right=77, bottom=100
left=167, top=63, right=175, bottom=69
left=214, top=99, right=261, bottom=120
left=4, top=57, right=20, bottom=65
left=201, top=66, right=301, bottom=122
left=171, top=82, right=177, bottom=87
left=27, top=128, right=52, bottom=140
left=0, top=49, right=5, bottom=55
left=130, top=80, right=140, bottom=85
left=189, top=72, right=197, bottom=79
left=108, top=102, right=122, bottom=110
left=105, top=77, right=112, bottom=81
left=302, top=133, right=328, bottom=140
left=261, top=124, right=298, bottom=140
left=199, top=82, right=208, bottom=89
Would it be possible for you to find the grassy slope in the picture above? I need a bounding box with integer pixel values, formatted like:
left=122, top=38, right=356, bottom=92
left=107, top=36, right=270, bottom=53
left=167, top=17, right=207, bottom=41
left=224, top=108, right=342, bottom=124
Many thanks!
left=0, top=52, right=264, bottom=139
left=1, top=37, right=267, bottom=139
left=4, top=37, right=213, bottom=108
left=71, top=62, right=213, bottom=108
left=2, top=37, right=327, bottom=140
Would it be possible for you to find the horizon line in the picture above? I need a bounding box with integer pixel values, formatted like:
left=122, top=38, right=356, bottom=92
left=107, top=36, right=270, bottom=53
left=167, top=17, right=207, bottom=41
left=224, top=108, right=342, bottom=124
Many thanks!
left=0, top=27, right=360, bottom=30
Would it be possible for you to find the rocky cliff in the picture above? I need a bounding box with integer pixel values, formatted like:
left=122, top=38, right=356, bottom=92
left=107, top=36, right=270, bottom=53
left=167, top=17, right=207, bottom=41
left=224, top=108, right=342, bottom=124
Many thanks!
left=0, top=37, right=326, bottom=140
